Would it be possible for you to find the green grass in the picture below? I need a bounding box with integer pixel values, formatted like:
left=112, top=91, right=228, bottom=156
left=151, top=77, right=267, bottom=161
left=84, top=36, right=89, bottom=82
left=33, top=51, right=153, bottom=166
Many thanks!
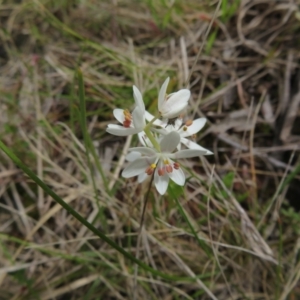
left=0, top=0, right=300, bottom=299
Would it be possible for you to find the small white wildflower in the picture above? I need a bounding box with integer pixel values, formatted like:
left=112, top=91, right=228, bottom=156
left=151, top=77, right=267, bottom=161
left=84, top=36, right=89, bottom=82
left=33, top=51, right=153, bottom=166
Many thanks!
left=158, top=77, right=190, bottom=119
left=122, top=132, right=207, bottom=195
left=106, top=86, right=145, bottom=136
left=145, top=112, right=213, bottom=154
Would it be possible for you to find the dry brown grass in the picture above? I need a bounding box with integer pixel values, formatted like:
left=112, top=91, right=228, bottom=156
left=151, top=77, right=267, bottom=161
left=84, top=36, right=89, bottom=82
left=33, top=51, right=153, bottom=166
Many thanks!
left=1, top=0, right=300, bottom=299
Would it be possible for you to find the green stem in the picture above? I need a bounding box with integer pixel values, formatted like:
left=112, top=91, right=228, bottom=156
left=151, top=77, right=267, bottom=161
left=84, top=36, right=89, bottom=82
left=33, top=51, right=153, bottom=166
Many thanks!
left=144, top=116, right=158, bottom=129
left=143, top=127, right=160, bottom=152
left=133, top=172, right=155, bottom=299
left=143, top=116, right=161, bottom=152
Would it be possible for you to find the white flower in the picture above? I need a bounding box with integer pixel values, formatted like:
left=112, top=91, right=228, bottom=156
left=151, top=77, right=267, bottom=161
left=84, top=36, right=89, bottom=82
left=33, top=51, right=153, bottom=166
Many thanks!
left=122, top=131, right=207, bottom=195
left=145, top=112, right=213, bottom=154
left=158, top=77, right=191, bottom=119
left=106, top=86, right=145, bottom=136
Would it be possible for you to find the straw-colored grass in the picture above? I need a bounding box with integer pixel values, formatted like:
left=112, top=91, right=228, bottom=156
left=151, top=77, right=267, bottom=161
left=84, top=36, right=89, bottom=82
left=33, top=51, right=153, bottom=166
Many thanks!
left=1, top=0, right=300, bottom=299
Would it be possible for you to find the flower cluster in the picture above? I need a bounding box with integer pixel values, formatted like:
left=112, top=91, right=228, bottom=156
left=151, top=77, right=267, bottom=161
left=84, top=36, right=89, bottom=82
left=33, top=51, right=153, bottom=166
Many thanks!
left=106, top=78, right=212, bottom=195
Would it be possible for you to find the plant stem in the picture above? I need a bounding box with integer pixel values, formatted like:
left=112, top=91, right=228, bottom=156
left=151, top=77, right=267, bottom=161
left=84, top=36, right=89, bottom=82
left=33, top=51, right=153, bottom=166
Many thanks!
left=143, top=116, right=161, bottom=152
left=133, top=172, right=155, bottom=300
left=143, top=127, right=160, bottom=152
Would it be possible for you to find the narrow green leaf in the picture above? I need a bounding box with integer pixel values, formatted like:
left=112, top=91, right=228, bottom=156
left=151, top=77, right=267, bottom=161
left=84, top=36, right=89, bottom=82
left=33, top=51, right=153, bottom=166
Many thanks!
left=0, top=139, right=202, bottom=282
left=169, top=185, right=213, bottom=259
left=77, top=69, right=110, bottom=194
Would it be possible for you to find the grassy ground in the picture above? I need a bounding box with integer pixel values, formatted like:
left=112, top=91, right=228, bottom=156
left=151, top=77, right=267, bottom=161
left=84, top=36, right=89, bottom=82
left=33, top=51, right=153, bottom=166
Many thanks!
left=1, top=0, right=300, bottom=299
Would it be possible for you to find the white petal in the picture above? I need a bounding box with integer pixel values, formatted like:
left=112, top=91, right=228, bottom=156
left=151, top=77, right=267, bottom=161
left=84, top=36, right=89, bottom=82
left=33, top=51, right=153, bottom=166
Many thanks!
left=174, top=118, right=183, bottom=129
left=145, top=110, right=161, bottom=126
left=145, top=111, right=165, bottom=127
left=132, top=107, right=145, bottom=130
left=138, top=132, right=154, bottom=148
left=113, top=109, right=125, bottom=124
left=106, top=124, right=139, bottom=136
left=164, top=124, right=178, bottom=133
left=138, top=132, right=147, bottom=146
left=154, top=169, right=169, bottom=195
left=122, top=158, right=148, bottom=178
left=152, top=127, right=168, bottom=136
left=160, top=118, right=169, bottom=127
left=133, top=85, right=145, bottom=112
left=161, top=101, right=188, bottom=119
left=128, top=147, right=156, bottom=156
left=126, top=151, right=141, bottom=162
left=169, top=167, right=185, bottom=186
left=169, top=149, right=207, bottom=159
left=160, top=131, right=181, bottom=152
left=138, top=172, right=148, bottom=183
left=145, top=111, right=154, bottom=122
left=181, top=138, right=213, bottom=154
left=158, top=77, right=170, bottom=111
left=167, top=89, right=190, bottom=106
left=180, top=118, right=206, bottom=137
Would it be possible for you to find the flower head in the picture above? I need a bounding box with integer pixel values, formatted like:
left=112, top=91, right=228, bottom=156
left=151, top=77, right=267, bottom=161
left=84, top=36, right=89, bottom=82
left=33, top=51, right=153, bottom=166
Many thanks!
left=106, top=86, right=145, bottom=136
left=145, top=112, right=213, bottom=154
left=158, top=77, right=191, bottom=119
left=122, top=131, right=207, bottom=195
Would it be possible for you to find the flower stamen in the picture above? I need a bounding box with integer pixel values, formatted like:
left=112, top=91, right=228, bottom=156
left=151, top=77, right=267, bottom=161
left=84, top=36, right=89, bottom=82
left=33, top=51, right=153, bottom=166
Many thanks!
left=145, top=164, right=156, bottom=175
left=183, top=120, right=193, bottom=131
left=165, top=164, right=173, bottom=173
left=123, top=109, right=132, bottom=128
left=158, top=168, right=165, bottom=176
left=173, top=162, right=180, bottom=170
